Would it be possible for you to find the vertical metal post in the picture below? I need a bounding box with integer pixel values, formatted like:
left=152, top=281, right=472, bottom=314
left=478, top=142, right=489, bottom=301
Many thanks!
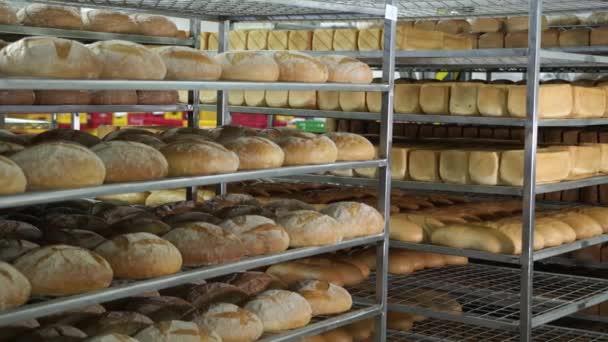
left=50, top=113, right=58, bottom=129
left=187, top=18, right=201, bottom=202
left=267, top=114, right=274, bottom=128
left=521, top=0, right=542, bottom=341
left=0, top=114, right=5, bottom=129
left=486, top=71, right=492, bottom=82
left=216, top=19, right=230, bottom=196
left=375, top=1, right=396, bottom=341
left=70, top=112, right=80, bottom=130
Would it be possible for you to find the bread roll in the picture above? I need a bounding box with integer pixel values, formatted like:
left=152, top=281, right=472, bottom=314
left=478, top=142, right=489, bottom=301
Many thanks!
left=134, top=320, right=216, bottom=342
left=84, top=333, right=139, bottom=342
left=131, top=14, right=177, bottom=37
left=91, top=141, right=168, bottom=183
left=0, top=37, right=101, bottom=79
left=17, top=4, right=82, bottom=29
left=82, top=9, right=138, bottom=34
left=430, top=224, right=515, bottom=254
left=317, top=55, right=373, bottom=84
left=11, top=142, right=106, bottom=190
left=15, top=325, right=87, bottom=342
left=0, top=262, right=30, bottom=310
left=90, top=90, right=137, bottom=105
left=0, top=155, right=26, bottom=194
left=276, top=210, right=343, bottom=247
left=14, top=244, right=112, bottom=296
left=321, top=201, right=383, bottom=238
left=244, top=290, right=312, bottom=332
left=220, top=215, right=289, bottom=256
left=224, top=136, right=284, bottom=170
left=154, top=46, right=221, bottom=80
left=196, top=303, right=263, bottom=342
left=215, top=51, right=279, bottom=82
left=294, top=280, right=352, bottom=316
left=275, top=134, right=337, bottom=165
left=324, top=132, right=374, bottom=161
left=95, top=233, right=182, bottom=279
left=88, top=40, right=166, bottom=80
left=0, top=1, right=16, bottom=25
left=161, top=139, right=239, bottom=176
left=163, top=222, right=245, bottom=266
left=273, top=51, right=328, bottom=83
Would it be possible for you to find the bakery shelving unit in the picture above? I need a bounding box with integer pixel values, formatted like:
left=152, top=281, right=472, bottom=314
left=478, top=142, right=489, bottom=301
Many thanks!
left=0, top=0, right=398, bottom=341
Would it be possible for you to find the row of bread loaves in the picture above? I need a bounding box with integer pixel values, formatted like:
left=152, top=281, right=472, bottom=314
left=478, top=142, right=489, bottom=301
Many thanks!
left=0, top=89, right=179, bottom=106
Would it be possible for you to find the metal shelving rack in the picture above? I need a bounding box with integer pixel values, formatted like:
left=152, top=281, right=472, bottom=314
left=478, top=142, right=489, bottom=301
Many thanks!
left=0, top=1, right=397, bottom=341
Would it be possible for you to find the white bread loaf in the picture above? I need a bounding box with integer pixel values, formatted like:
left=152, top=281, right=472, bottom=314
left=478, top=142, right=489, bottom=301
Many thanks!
left=537, top=217, right=576, bottom=244
left=288, top=30, right=313, bottom=50
left=439, top=150, right=470, bottom=184
left=317, top=91, right=340, bottom=110
left=436, top=19, right=470, bottom=34
left=0, top=155, right=26, bottom=194
left=82, top=9, right=138, bottom=34
left=413, top=20, right=436, bottom=31
left=207, top=32, right=218, bottom=50
left=276, top=210, right=343, bottom=247
left=17, top=4, right=82, bottom=29
left=478, top=32, right=504, bottom=49
left=244, top=90, right=265, bottom=106
left=14, top=245, right=112, bottom=296
left=215, top=51, right=279, bottom=81
left=397, top=27, right=443, bottom=50
left=394, top=82, right=421, bottom=113
left=268, top=30, right=289, bottom=50
left=443, top=33, right=474, bottom=50
left=220, top=215, right=289, bottom=256
left=224, top=136, right=284, bottom=170
left=507, top=84, right=573, bottom=118
left=468, top=150, right=500, bottom=185
left=88, top=40, right=166, bottom=80
left=358, top=27, right=382, bottom=51
left=0, top=37, right=102, bottom=79
left=366, top=90, right=381, bottom=113
left=431, top=224, right=515, bottom=254
left=478, top=84, right=509, bottom=116
left=84, top=333, right=139, bottom=342
left=469, top=18, right=503, bottom=33
left=229, top=30, right=248, bottom=50
left=449, top=83, right=479, bottom=115
left=528, top=219, right=562, bottom=247
left=0, top=0, right=16, bottom=24
left=10, top=142, right=105, bottom=190
left=354, top=146, right=407, bottom=180
left=244, top=290, right=312, bottom=332
left=247, top=30, right=269, bottom=50
left=321, top=201, right=384, bottom=238
left=161, top=140, right=239, bottom=176
left=317, top=55, right=373, bottom=83
left=130, top=14, right=177, bottom=37
left=295, top=280, right=352, bottom=316
left=265, top=90, right=288, bottom=108
left=154, top=46, right=221, bottom=80
left=273, top=51, right=328, bottom=82
left=324, top=132, right=375, bottom=161
left=551, top=212, right=603, bottom=239
left=559, top=29, right=590, bottom=47
left=312, top=29, right=334, bottom=51
left=570, top=86, right=605, bottom=118
left=288, top=90, right=316, bottom=108
left=591, top=27, right=608, bottom=45
left=0, top=262, right=30, bottom=310
left=135, top=320, right=218, bottom=342
left=573, top=207, right=608, bottom=233
left=95, top=233, right=182, bottom=279
left=506, top=16, right=548, bottom=32
left=229, top=90, right=245, bottom=105
left=554, top=145, right=601, bottom=179
left=486, top=221, right=545, bottom=254
left=389, top=214, right=424, bottom=243
left=420, top=83, right=450, bottom=114
left=543, top=29, right=560, bottom=47
left=274, top=134, right=337, bottom=165
left=333, top=29, right=358, bottom=51
left=196, top=303, right=263, bottom=342
left=499, top=148, right=571, bottom=186
left=339, top=91, right=367, bottom=112
left=90, top=90, right=137, bottom=105
left=91, top=141, right=168, bottom=183
left=163, top=222, right=245, bottom=266
left=409, top=149, right=441, bottom=182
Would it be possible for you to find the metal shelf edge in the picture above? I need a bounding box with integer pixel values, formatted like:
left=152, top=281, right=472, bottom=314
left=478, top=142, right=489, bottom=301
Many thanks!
left=389, top=241, right=521, bottom=264
left=0, top=104, right=192, bottom=114
left=0, top=234, right=383, bottom=326
left=199, top=105, right=380, bottom=120
left=536, top=175, right=608, bottom=194
left=532, top=234, right=608, bottom=261
left=532, top=289, right=608, bottom=327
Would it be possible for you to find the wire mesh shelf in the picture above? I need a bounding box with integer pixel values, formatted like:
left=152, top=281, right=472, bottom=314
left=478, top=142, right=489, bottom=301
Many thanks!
left=387, top=319, right=608, bottom=341
left=349, top=264, right=608, bottom=330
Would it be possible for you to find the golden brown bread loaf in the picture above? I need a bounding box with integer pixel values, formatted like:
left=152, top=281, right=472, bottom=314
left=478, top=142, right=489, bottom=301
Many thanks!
left=10, top=142, right=106, bottom=190
left=134, top=320, right=219, bottom=342
left=0, top=90, right=35, bottom=105
left=215, top=51, right=279, bottom=82
left=469, top=18, right=503, bottom=33
left=320, top=201, right=384, bottom=238
left=90, top=90, right=137, bottom=105
left=276, top=210, right=343, bottom=247
left=0, top=1, right=16, bottom=25
left=195, top=303, right=263, bottom=342
left=0, top=36, right=102, bottom=79
left=317, top=55, right=373, bottom=84
left=224, top=136, right=284, bottom=170
left=130, top=14, right=177, bottom=37
left=88, top=40, right=166, bottom=80
left=273, top=134, right=337, bottom=166
left=220, top=215, right=289, bottom=256
left=272, top=51, right=328, bottom=82
left=324, top=132, right=375, bottom=161
left=77, top=311, right=153, bottom=336
left=294, top=280, right=352, bottom=316
left=14, top=244, right=112, bottom=296
left=0, top=239, right=39, bottom=262
left=161, top=139, right=239, bottom=176
left=0, top=261, right=30, bottom=310
left=389, top=214, right=425, bottom=243
left=430, top=224, right=516, bottom=254
left=244, top=289, right=312, bottom=332
left=154, top=46, right=222, bottom=80
left=82, top=9, right=138, bottom=34
left=266, top=258, right=367, bottom=286
left=0, top=155, right=26, bottom=194
left=91, top=141, right=168, bottom=183
left=95, top=233, right=182, bottom=279
left=17, top=4, right=82, bottom=29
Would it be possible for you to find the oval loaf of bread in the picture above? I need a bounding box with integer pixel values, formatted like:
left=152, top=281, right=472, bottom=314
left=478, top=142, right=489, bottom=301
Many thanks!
left=91, top=141, right=168, bottom=183
left=196, top=303, right=263, bottom=342
left=130, top=14, right=178, bottom=37
left=83, top=9, right=138, bottom=34
left=154, top=46, right=222, bottom=80
left=276, top=210, right=343, bottom=247
left=0, top=155, right=26, bottom=194
left=17, top=4, right=82, bottom=29
left=244, top=290, right=312, bottom=332
left=88, top=40, right=166, bottom=80
left=0, top=261, right=30, bottom=310
left=215, top=51, right=279, bottom=82
left=161, top=139, right=239, bottom=176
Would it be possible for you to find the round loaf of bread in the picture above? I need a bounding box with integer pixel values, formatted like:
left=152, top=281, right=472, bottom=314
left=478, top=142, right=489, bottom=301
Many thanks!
left=213, top=125, right=258, bottom=145
left=0, top=156, right=26, bottom=194
left=215, top=51, right=279, bottom=82
left=244, top=289, right=312, bottom=332
left=94, top=233, right=182, bottom=279
left=31, top=128, right=100, bottom=147
left=88, top=40, right=166, bottom=80
left=324, top=132, right=375, bottom=161
left=0, top=262, right=30, bottom=310
left=91, top=90, right=138, bottom=105
left=276, top=210, right=342, bottom=247
left=0, top=90, right=35, bottom=105
left=161, top=140, right=239, bottom=176
left=15, top=325, right=87, bottom=342
left=295, top=280, right=352, bottom=316
left=10, top=142, right=106, bottom=190
left=163, top=222, right=245, bottom=266
left=272, top=51, right=328, bottom=83
left=276, top=135, right=338, bottom=166
left=196, top=303, right=263, bottom=342
left=91, top=141, right=168, bottom=183
left=220, top=215, right=290, bottom=256
left=34, top=90, right=92, bottom=105
left=14, top=244, right=112, bottom=296
left=154, top=46, right=222, bottom=80
left=321, top=201, right=384, bottom=239
left=135, top=320, right=217, bottom=342
left=83, top=9, right=138, bottom=34
left=131, top=14, right=178, bottom=37
left=84, top=333, right=139, bottom=342
left=317, top=55, right=373, bottom=83
left=0, top=1, right=17, bottom=25
left=0, top=36, right=102, bottom=79
left=77, top=311, right=153, bottom=336
left=224, top=136, right=284, bottom=170
left=137, top=90, right=179, bottom=105
left=17, top=4, right=82, bottom=29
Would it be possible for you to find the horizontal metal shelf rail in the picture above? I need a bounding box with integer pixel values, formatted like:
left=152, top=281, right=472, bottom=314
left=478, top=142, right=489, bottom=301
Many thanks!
left=349, top=265, right=608, bottom=331
left=0, top=160, right=385, bottom=209
left=0, top=104, right=192, bottom=114
left=0, top=234, right=382, bottom=326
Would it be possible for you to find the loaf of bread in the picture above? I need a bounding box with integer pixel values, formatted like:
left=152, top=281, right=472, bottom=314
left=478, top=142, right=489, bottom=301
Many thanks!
left=195, top=303, right=263, bottom=342
left=268, top=30, right=289, bottom=50
left=469, top=18, right=503, bottom=33
left=394, top=82, right=421, bottom=113
left=220, top=215, right=289, bottom=256
left=244, top=90, right=265, bottom=106
left=356, top=27, right=382, bottom=51
left=477, top=84, right=508, bottom=116
left=398, top=27, right=443, bottom=50
left=246, top=29, right=269, bottom=50
left=89, top=90, right=136, bottom=105
left=468, top=150, right=500, bottom=185
left=413, top=20, right=436, bottom=31
left=131, top=14, right=177, bottom=37
left=286, top=90, right=315, bottom=108
left=324, top=132, right=374, bottom=161
left=0, top=0, right=16, bottom=25
left=88, top=40, right=166, bottom=80
left=0, top=156, right=26, bottom=195
left=339, top=91, right=366, bottom=112
left=571, top=86, right=606, bottom=118
left=275, top=134, right=337, bottom=165
left=555, top=145, right=601, bottom=179
left=449, top=83, right=479, bottom=115
left=154, top=46, right=221, bottom=80
left=0, top=239, right=39, bottom=262
left=17, top=4, right=82, bottom=29
left=0, top=37, right=102, bottom=78
left=436, top=19, right=470, bottom=34
left=288, top=30, right=313, bottom=50
left=295, top=280, right=352, bottom=316
left=134, top=320, right=218, bottom=342
left=11, top=142, right=106, bottom=190
left=228, top=30, right=248, bottom=50
left=265, top=90, right=288, bottom=108
left=478, top=32, right=504, bottom=48
left=77, top=311, right=153, bottom=336
left=312, top=29, right=334, bottom=51
left=95, top=233, right=182, bottom=279
left=276, top=210, right=342, bottom=247
left=431, top=224, right=515, bottom=254
left=499, top=148, right=571, bottom=186
left=267, top=257, right=367, bottom=286
left=507, top=84, right=573, bottom=118
left=161, top=139, right=239, bottom=176
left=535, top=217, right=572, bottom=246
left=572, top=207, right=608, bottom=233
left=0, top=262, right=30, bottom=310
left=486, top=221, right=545, bottom=254
left=333, top=28, right=358, bottom=51
left=409, top=149, right=441, bottom=182
left=244, top=290, right=312, bottom=332
left=272, top=51, right=328, bottom=83
left=15, top=325, right=87, bottom=342
left=317, top=55, right=373, bottom=83
left=420, top=83, right=450, bottom=114
left=439, top=150, right=470, bottom=184
left=591, top=27, right=608, bottom=46
left=389, top=214, right=424, bottom=243
left=91, top=141, right=168, bottom=183
left=224, top=136, right=284, bottom=170
left=206, top=32, right=218, bottom=50
left=215, top=51, right=279, bottom=81
left=321, top=201, right=383, bottom=238
left=506, top=16, right=548, bottom=32
left=82, top=9, right=138, bottom=34
left=14, top=244, right=112, bottom=296
left=317, top=91, right=340, bottom=110
left=551, top=212, right=603, bottom=239
left=366, top=86, right=382, bottom=113
left=559, top=28, right=590, bottom=47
